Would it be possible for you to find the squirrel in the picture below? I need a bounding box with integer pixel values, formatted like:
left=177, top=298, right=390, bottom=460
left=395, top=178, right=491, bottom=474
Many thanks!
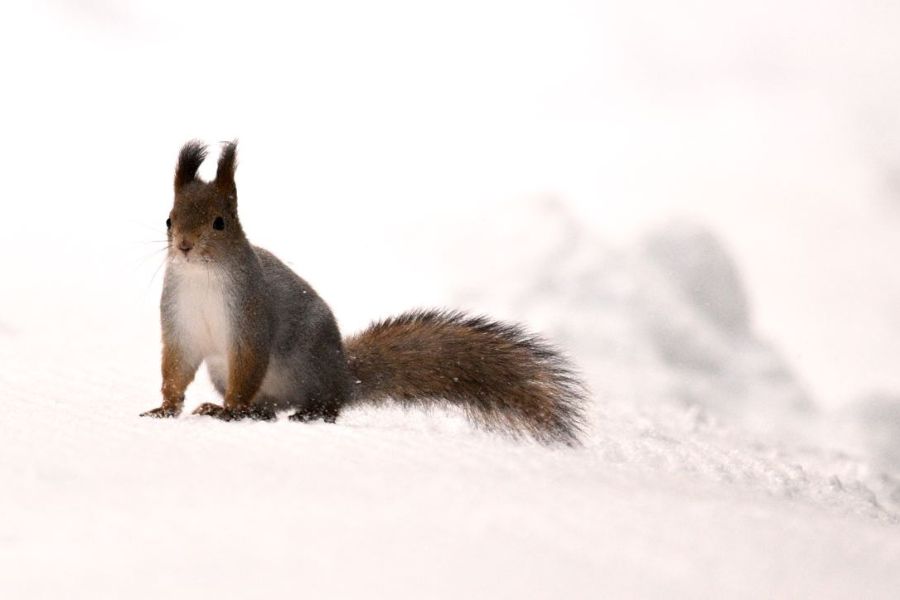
left=140, top=140, right=586, bottom=444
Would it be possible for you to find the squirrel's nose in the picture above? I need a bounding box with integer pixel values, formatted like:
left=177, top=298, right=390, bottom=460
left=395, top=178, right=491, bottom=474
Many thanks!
left=178, top=239, right=194, bottom=254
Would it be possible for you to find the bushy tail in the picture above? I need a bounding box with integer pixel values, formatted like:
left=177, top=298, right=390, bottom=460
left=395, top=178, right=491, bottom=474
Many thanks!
left=344, top=309, right=586, bottom=445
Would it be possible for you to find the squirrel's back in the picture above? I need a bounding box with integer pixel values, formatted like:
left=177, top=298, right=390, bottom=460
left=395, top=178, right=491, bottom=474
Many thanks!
left=345, top=309, right=585, bottom=445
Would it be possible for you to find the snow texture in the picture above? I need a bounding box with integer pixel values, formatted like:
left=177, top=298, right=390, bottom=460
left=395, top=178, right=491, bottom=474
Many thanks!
left=3, top=199, right=900, bottom=599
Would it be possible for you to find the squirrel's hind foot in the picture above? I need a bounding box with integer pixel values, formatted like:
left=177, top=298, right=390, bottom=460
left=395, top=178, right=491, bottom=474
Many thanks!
left=289, top=404, right=339, bottom=424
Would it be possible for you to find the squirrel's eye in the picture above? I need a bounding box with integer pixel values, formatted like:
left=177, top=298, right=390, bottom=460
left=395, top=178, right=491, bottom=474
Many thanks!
left=166, top=218, right=171, bottom=229
left=213, top=216, right=225, bottom=231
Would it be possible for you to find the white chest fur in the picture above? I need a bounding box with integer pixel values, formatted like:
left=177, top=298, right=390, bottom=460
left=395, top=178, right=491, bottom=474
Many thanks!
left=169, top=263, right=233, bottom=361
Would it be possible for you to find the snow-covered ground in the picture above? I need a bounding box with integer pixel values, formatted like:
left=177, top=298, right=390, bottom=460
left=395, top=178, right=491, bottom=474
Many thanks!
left=3, top=1, right=900, bottom=598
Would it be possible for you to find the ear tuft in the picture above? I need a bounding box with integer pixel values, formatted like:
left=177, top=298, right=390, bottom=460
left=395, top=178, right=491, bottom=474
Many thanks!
left=215, top=140, right=238, bottom=191
left=174, top=140, right=208, bottom=191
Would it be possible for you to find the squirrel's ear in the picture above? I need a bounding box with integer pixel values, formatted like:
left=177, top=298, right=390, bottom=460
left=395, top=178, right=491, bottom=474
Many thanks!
left=215, top=140, right=238, bottom=193
left=174, top=140, right=207, bottom=192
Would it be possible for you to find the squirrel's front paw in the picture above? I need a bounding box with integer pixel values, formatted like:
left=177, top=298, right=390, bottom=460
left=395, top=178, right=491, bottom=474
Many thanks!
left=192, top=403, right=227, bottom=418
left=140, top=406, right=180, bottom=418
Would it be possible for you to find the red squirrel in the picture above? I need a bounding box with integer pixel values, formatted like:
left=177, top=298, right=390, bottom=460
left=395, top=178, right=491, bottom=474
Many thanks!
left=140, top=141, right=585, bottom=444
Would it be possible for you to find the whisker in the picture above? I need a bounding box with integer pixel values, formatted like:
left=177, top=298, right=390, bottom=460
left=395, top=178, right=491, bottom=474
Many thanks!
left=148, top=256, right=167, bottom=290
left=129, top=219, right=168, bottom=235
left=119, top=245, right=170, bottom=273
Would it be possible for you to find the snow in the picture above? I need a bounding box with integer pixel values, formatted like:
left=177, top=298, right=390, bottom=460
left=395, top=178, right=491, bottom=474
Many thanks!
left=2, top=340, right=900, bottom=599
left=3, top=1, right=900, bottom=597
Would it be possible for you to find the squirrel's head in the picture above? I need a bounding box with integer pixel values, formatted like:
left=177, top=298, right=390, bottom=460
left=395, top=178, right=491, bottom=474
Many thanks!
left=167, top=140, right=243, bottom=264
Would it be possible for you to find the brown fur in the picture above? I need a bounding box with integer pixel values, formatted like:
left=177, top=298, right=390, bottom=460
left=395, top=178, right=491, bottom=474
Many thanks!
left=224, top=339, right=269, bottom=412
left=345, top=310, right=586, bottom=445
left=148, top=341, right=199, bottom=417
left=174, top=141, right=208, bottom=191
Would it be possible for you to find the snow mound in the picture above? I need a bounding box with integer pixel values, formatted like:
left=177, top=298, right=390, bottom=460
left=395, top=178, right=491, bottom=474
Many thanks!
left=636, top=221, right=814, bottom=423
left=447, top=199, right=811, bottom=430
left=642, top=221, right=751, bottom=338
left=445, top=198, right=900, bottom=513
